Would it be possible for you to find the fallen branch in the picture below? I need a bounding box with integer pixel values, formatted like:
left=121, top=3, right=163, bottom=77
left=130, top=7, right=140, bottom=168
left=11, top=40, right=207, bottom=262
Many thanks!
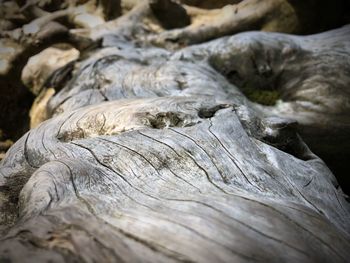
left=149, top=0, right=346, bottom=47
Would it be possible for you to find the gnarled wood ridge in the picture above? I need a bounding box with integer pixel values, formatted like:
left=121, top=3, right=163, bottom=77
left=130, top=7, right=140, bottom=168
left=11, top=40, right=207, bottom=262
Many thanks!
left=0, top=0, right=350, bottom=262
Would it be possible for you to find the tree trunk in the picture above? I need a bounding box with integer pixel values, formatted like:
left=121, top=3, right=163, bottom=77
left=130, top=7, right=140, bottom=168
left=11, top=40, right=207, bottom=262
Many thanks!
left=1, top=0, right=349, bottom=262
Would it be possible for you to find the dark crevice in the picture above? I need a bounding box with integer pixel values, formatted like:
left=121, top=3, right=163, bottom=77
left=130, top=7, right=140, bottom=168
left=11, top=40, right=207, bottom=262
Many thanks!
left=198, top=104, right=231, bottom=119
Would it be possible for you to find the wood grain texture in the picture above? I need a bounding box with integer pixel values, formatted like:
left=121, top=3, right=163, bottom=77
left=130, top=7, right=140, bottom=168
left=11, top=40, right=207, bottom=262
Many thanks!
left=42, top=26, right=350, bottom=163
left=172, top=25, right=350, bottom=168
left=1, top=8, right=350, bottom=262
left=1, top=96, right=349, bottom=262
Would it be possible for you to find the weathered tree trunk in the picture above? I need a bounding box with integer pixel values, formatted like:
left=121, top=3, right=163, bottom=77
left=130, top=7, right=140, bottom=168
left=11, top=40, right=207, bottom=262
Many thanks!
left=1, top=0, right=350, bottom=262
left=1, top=96, right=350, bottom=262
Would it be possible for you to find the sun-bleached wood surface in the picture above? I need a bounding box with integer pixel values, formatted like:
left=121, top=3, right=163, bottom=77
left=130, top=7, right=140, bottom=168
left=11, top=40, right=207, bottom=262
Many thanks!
left=0, top=1, right=350, bottom=262
left=36, top=25, right=350, bottom=169
left=1, top=96, right=350, bottom=262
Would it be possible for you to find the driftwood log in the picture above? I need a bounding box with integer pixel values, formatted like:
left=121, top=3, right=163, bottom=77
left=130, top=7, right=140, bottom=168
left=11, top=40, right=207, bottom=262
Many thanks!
left=32, top=25, right=350, bottom=190
left=0, top=0, right=349, bottom=139
left=1, top=0, right=350, bottom=262
left=1, top=96, right=350, bottom=262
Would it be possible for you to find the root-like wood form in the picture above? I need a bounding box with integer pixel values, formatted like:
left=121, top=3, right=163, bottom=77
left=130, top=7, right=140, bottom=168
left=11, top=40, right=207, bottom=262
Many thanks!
left=1, top=1, right=350, bottom=262
left=1, top=96, right=349, bottom=262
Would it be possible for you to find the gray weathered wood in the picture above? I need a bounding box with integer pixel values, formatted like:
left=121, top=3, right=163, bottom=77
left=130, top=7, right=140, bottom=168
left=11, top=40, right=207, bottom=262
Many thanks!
left=40, top=25, right=350, bottom=168
left=1, top=2, right=350, bottom=262
left=173, top=25, right=350, bottom=184
left=1, top=97, right=350, bottom=262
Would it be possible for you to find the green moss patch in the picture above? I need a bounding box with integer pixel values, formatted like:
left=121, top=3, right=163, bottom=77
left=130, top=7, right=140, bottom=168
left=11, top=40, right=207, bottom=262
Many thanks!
left=241, top=85, right=280, bottom=106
